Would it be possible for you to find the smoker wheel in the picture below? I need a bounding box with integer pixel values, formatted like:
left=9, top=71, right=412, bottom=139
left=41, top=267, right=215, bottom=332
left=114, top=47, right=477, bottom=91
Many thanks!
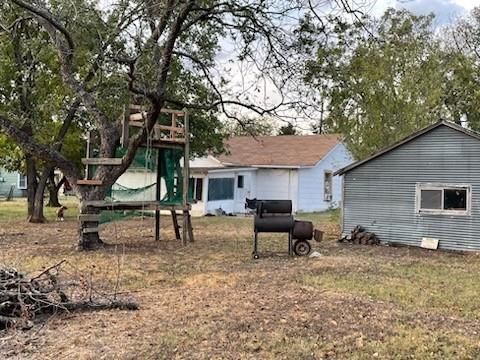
left=293, top=240, right=311, bottom=256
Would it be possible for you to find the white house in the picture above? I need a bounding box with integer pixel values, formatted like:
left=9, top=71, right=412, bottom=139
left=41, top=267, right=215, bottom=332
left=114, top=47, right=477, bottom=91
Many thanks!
left=189, top=134, right=353, bottom=216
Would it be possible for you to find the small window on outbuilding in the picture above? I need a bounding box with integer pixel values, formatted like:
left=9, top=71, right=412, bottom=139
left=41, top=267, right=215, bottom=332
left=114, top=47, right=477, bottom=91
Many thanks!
left=324, top=171, right=333, bottom=201
left=237, top=175, right=244, bottom=189
left=416, top=184, right=470, bottom=215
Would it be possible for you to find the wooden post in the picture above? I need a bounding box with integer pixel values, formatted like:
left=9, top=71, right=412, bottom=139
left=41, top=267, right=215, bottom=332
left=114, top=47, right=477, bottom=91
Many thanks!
left=155, top=149, right=161, bottom=241
left=171, top=210, right=181, bottom=240
left=85, top=131, right=91, bottom=179
left=171, top=113, right=177, bottom=140
left=187, top=211, right=194, bottom=243
left=121, top=105, right=129, bottom=148
left=182, top=109, right=190, bottom=245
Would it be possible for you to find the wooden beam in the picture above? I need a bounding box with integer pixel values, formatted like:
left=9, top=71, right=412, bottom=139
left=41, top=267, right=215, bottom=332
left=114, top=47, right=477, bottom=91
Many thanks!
left=83, top=200, right=191, bottom=211
left=129, top=120, right=144, bottom=127
left=156, top=125, right=184, bottom=133
left=161, top=108, right=185, bottom=116
left=83, top=227, right=100, bottom=234
left=81, top=158, right=123, bottom=166
left=161, top=138, right=186, bottom=143
left=146, top=141, right=184, bottom=150
left=77, top=179, right=103, bottom=186
left=129, top=112, right=147, bottom=121
left=129, top=106, right=185, bottom=115
left=78, top=214, right=101, bottom=222
left=129, top=121, right=184, bottom=133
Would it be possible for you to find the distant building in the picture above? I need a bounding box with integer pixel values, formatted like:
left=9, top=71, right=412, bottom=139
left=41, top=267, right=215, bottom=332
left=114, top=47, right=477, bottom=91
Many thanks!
left=0, top=167, right=26, bottom=199
left=189, top=134, right=353, bottom=216
left=336, top=120, right=480, bottom=251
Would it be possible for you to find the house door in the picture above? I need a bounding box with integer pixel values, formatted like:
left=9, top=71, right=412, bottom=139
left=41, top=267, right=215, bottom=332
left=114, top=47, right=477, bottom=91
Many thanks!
left=234, top=174, right=250, bottom=213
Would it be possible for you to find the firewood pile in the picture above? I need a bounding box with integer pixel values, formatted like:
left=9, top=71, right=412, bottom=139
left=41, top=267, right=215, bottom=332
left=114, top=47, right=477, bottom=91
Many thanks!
left=0, top=261, right=138, bottom=331
left=338, top=225, right=380, bottom=245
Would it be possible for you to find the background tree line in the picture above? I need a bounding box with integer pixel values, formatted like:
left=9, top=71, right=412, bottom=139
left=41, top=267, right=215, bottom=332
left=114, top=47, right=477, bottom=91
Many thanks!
left=305, top=8, right=480, bottom=159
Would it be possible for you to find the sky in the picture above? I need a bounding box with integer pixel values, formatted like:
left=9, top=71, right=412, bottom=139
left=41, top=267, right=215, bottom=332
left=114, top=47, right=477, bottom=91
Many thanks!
left=97, top=0, right=480, bottom=130
left=371, top=0, right=480, bottom=24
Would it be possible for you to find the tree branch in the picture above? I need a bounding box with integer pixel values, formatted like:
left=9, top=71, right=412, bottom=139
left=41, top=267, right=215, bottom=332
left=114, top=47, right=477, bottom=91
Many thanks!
left=0, top=114, right=81, bottom=180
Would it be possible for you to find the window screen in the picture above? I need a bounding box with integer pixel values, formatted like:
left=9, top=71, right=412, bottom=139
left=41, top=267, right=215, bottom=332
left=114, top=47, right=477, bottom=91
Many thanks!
left=420, top=190, right=442, bottom=209
left=208, top=178, right=234, bottom=201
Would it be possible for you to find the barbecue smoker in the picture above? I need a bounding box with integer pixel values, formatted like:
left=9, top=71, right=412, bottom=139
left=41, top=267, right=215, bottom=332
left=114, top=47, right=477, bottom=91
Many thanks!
left=252, top=200, right=318, bottom=259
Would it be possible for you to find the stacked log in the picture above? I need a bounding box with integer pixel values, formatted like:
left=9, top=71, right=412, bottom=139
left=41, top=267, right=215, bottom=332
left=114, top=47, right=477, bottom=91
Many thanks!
left=338, top=225, right=380, bottom=245
left=0, top=262, right=138, bottom=330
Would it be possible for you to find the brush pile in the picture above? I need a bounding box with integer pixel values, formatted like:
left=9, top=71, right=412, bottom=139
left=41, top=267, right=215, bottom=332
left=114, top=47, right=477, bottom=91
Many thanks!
left=338, top=225, right=380, bottom=245
left=0, top=261, right=137, bottom=331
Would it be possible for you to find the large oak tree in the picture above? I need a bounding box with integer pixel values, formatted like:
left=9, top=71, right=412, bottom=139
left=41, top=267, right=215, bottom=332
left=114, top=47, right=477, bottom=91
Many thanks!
left=0, top=0, right=344, bottom=249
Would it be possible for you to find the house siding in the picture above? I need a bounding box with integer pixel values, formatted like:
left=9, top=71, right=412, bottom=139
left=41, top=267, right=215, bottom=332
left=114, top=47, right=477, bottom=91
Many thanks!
left=256, top=169, right=299, bottom=211
left=297, top=144, right=353, bottom=212
left=342, top=125, right=480, bottom=251
left=0, top=168, right=24, bottom=198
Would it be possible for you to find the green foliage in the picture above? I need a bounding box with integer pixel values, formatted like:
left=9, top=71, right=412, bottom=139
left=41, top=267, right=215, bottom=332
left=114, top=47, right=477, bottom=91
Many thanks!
left=277, top=123, right=297, bottom=136
left=306, top=8, right=480, bottom=159
left=0, top=3, right=85, bottom=174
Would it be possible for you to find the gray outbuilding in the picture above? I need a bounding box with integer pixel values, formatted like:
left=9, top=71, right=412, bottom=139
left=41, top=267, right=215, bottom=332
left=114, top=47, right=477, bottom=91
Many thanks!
left=335, top=120, right=480, bottom=251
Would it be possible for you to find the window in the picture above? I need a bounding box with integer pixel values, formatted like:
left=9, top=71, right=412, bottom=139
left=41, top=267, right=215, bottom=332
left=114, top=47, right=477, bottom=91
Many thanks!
left=194, top=178, right=203, bottom=201
left=189, top=178, right=204, bottom=201
left=324, top=171, right=333, bottom=201
left=17, top=173, right=27, bottom=189
left=416, top=183, right=471, bottom=215
left=208, top=178, right=234, bottom=201
left=237, top=175, right=244, bottom=189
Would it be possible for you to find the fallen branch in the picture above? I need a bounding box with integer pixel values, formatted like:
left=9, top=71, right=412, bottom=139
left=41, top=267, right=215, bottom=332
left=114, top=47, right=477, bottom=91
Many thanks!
left=0, top=263, right=138, bottom=331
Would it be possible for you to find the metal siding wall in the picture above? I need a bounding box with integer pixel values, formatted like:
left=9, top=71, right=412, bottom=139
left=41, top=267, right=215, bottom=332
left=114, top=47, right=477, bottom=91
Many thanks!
left=343, top=125, right=480, bottom=251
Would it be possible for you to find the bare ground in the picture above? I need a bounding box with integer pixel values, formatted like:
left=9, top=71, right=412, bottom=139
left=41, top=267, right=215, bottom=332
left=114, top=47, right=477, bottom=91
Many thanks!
left=1, top=208, right=480, bottom=359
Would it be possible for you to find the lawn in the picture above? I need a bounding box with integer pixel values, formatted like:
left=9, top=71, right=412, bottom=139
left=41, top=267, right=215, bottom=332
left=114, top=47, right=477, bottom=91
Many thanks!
left=1, top=198, right=480, bottom=359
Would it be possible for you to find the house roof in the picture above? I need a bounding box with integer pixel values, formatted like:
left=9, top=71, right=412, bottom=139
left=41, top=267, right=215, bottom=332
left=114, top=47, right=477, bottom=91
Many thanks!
left=335, top=120, right=480, bottom=176
left=216, top=134, right=341, bottom=167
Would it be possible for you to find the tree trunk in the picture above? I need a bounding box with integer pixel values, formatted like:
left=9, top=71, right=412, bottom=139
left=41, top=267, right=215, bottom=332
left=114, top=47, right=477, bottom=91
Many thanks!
left=46, top=170, right=64, bottom=207
left=29, top=168, right=49, bottom=223
left=26, top=155, right=38, bottom=220
left=78, top=186, right=109, bottom=250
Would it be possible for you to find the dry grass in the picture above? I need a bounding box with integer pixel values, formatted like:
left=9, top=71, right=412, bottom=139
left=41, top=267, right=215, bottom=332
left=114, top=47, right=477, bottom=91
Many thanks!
left=2, top=199, right=480, bottom=359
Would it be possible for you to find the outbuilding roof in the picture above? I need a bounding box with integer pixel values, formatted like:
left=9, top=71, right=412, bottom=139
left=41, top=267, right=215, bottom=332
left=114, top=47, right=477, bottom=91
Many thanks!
left=216, top=134, right=341, bottom=168
left=335, top=120, right=480, bottom=176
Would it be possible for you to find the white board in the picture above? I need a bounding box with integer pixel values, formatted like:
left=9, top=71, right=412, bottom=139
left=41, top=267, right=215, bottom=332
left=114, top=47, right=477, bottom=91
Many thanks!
left=421, top=237, right=439, bottom=250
